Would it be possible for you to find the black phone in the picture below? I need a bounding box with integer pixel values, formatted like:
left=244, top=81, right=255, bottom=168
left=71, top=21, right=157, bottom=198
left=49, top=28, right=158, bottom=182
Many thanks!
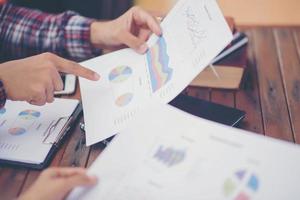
left=54, top=74, right=76, bottom=95
left=169, top=94, right=246, bottom=127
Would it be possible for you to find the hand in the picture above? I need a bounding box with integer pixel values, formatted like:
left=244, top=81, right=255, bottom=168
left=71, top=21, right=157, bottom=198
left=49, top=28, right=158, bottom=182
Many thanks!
left=90, top=6, right=162, bottom=54
left=0, top=53, right=100, bottom=105
left=18, top=167, right=97, bottom=200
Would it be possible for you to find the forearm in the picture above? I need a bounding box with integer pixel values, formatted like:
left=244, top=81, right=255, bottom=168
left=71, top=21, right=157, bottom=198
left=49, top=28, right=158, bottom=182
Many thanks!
left=0, top=3, right=100, bottom=62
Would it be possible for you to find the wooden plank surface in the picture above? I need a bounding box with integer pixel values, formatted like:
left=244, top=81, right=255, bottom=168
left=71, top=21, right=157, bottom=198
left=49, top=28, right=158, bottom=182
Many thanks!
left=186, top=87, right=210, bottom=101
left=273, top=28, right=300, bottom=144
left=252, top=28, right=294, bottom=141
left=1, top=27, right=300, bottom=199
left=0, top=168, right=28, bottom=199
left=235, top=29, right=264, bottom=134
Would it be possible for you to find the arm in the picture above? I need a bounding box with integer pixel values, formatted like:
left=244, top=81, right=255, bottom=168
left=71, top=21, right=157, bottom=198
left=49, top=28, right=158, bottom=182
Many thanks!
left=0, top=4, right=162, bottom=62
left=0, top=3, right=100, bottom=62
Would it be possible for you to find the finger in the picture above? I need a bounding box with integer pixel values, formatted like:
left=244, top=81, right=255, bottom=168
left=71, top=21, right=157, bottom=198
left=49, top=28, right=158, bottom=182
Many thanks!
left=29, top=96, right=46, bottom=106
left=46, top=80, right=54, bottom=103
left=118, top=31, right=148, bottom=54
left=139, top=29, right=152, bottom=42
left=148, top=10, right=166, bottom=19
left=51, top=55, right=100, bottom=81
left=132, top=7, right=162, bottom=36
left=46, top=168, right=88, bottom=178
left=29, top=88, right=47, bottom=106
left=63, top=173, right=98, bottom=190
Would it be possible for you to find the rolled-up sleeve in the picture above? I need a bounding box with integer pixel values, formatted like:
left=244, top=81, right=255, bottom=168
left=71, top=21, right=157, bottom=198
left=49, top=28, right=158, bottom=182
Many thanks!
left=0, top=3, right=101, bottom=62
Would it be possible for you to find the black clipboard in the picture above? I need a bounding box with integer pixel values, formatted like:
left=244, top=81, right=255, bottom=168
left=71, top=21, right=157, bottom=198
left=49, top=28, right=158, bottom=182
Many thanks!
left=0, top=102, right=82, bottom=170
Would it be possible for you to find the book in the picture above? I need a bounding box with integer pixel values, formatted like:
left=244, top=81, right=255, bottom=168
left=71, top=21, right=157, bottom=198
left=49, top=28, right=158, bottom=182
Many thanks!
left=191, top=32, right=249, bottom=89
left=212, top=32, right=249, bottom=65
left=0, top=98, right=82, bottom=169
left=190, top=65, right=245, bottom=89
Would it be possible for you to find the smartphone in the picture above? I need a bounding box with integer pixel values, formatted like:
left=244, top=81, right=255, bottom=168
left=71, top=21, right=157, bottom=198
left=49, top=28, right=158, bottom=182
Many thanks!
left=169, top=94, right=246, bottom=127
left=54, top=74, right=76, bottom=95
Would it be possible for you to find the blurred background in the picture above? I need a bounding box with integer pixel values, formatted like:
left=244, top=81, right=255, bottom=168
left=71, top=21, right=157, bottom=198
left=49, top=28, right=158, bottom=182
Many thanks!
left=11, top=0, right=300, bottom=26
left=135, top=0, right=300, bottom=26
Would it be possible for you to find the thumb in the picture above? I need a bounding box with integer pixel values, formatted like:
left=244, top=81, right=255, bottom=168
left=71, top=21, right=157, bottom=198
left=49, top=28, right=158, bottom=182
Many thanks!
left=118, top=31, right=148, bottom=54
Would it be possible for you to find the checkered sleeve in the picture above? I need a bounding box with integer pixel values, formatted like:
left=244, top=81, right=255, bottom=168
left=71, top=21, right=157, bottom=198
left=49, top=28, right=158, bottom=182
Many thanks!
left=0, top=80, right=7, bottom=108
left=0, top=3, right=101, bottom=62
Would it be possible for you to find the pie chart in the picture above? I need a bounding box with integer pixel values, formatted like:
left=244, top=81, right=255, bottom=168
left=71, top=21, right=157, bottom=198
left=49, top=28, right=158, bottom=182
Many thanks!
left=109, top=66, right=132, bottom=83
left=19, top=110, right=41, bottom=120
left=115, top=93, right=133, bottom=107
left=8, top=127, right=26, bottom=136
left=0, top=108, right=6, bottom=115
left=223, top=169, right=259, bottom=200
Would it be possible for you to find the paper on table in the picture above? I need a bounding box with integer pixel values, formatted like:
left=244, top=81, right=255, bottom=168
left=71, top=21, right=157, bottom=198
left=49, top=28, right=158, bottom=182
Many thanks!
left=0, top=99, right=79, bottom=164
left=68, top=104, right=300, bottom=200
left=79, top=0, right=233, bottom=145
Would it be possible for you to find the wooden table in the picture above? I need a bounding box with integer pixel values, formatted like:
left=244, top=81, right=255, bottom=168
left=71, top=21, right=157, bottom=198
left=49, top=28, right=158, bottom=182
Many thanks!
left=1, top=26, right=300, bottom=199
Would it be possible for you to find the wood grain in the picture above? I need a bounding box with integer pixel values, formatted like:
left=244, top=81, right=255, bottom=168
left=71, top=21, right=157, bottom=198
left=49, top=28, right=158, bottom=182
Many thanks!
left=273, top=28, right=300, bottom=144
left=59, top=119, right=90, bottom=167
left=186, top=87, right=210, bottom=101
left=252, top=28, right=294, bottom=141
left=0, top=168, right=28, bottom=199
left=235, top=29, right=264, bottom=134
left=211, top=89, right=235, bottom=107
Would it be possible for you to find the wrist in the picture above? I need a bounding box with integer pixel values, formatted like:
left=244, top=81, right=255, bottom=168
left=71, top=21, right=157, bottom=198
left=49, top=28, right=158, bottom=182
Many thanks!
left=90, top=21, right=114, bottom=49
left=64, top=15, right=101, bottom=61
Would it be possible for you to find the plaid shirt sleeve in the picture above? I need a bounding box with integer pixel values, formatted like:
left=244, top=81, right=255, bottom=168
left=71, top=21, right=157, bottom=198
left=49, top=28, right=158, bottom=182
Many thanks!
left=0, top=80, right=7, bottom=108
left=0, top=3, right=101, bottom=62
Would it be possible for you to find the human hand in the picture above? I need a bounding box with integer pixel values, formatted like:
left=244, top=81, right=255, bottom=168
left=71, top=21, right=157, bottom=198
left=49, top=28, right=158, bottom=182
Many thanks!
left=90, top=6, right=162, bottom=54
left=18, top=167, right=97, bottom=200
left=0, top=53, right=100, bottom=105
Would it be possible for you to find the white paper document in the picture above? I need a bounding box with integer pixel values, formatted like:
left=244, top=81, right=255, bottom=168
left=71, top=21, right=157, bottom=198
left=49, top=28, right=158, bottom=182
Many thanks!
left=0, top=99, right=79, bottom=165
left=68, top=105, right=300, bottom=200
left=79, top=0, right=233, bottom=145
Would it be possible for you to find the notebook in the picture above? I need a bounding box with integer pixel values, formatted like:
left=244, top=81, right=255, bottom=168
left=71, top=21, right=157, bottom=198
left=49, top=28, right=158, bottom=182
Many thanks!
left=0, top=98, right=82, bottom=169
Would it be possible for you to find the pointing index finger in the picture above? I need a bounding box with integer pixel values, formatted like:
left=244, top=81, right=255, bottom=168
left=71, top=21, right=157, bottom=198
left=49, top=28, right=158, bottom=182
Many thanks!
left=51, top=55, right=100, bottom=81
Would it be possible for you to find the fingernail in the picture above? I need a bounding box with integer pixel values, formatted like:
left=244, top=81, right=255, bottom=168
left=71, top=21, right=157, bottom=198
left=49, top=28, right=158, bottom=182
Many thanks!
left=158, top=29, right=163, bottom=36
left=156, top=27, right=162, bottom=36
left=94, top=73, right=100, bottom=81
left=138, top=44, right=148, bottom=54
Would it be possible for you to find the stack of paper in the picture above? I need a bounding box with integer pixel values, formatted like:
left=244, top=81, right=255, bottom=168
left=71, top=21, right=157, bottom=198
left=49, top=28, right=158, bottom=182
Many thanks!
left=68, top=105, right=300, bottom=200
